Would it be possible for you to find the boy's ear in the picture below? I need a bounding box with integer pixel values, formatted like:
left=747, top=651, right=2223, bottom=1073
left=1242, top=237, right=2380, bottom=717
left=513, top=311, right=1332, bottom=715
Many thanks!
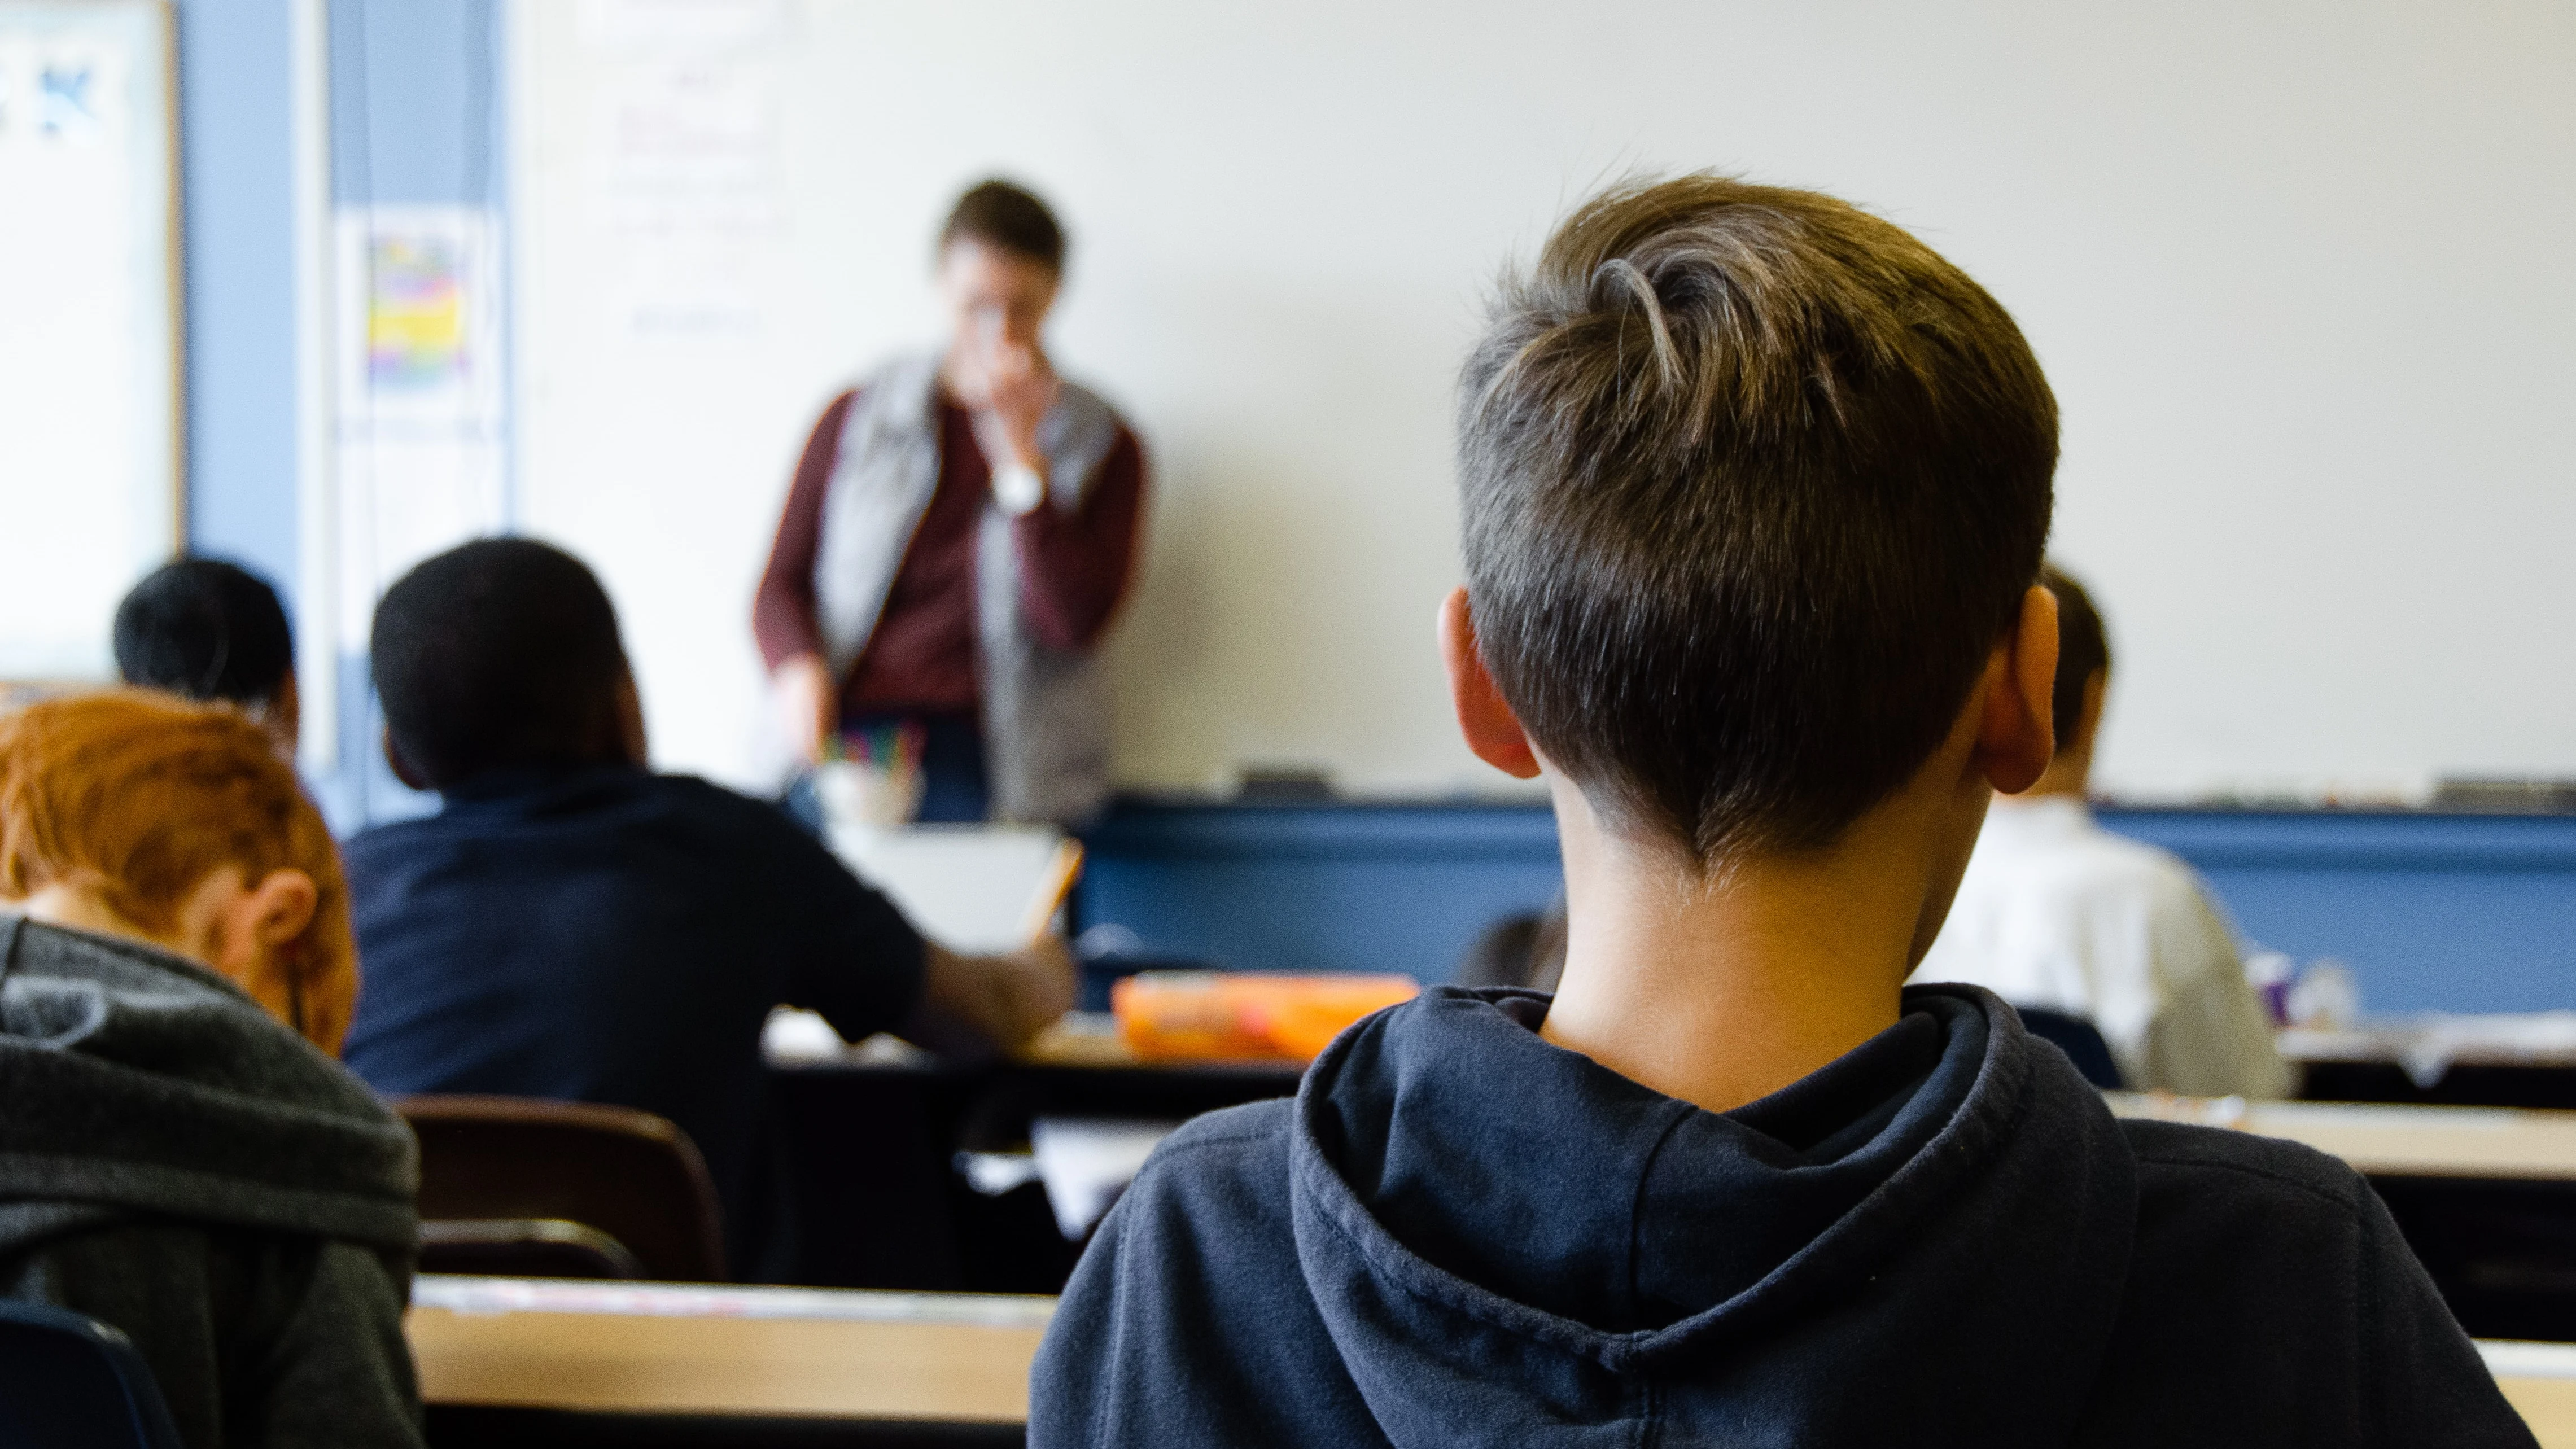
left=613, top=666, right=650, bottom=769
left=242, top=868, right=320, bottom=949
left=1979, top=584, right=2060, bottom=794
left=1437, top=588, right=1541, bottom=780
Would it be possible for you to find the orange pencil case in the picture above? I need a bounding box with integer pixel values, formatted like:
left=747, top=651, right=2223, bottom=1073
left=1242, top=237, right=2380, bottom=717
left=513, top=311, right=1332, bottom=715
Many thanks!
left=1112, top=972, right=1421, bottom=1062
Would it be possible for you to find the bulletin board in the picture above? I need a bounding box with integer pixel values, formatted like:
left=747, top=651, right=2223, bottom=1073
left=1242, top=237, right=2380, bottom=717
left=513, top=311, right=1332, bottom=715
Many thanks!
left=0, top=0, right=180, bottom=683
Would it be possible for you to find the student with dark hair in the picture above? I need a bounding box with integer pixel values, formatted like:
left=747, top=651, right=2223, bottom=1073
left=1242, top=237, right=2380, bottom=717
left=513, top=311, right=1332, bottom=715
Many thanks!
left=1029, top=177, right=2528, bottom=1445
left=341, top=539, right=1073, bottom=1268
left=1912, top=563, right=2291, bottom=1096
left=755, top=178, right=1147, bottom=826
left=113, top=557, right=299, bottom=756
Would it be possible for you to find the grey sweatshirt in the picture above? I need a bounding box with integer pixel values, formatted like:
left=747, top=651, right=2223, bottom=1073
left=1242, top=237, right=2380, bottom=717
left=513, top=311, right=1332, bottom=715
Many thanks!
left=0, top=914, right=423, bottom=1449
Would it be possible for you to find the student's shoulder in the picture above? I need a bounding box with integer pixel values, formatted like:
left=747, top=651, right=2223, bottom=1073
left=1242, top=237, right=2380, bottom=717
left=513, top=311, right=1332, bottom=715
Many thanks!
left=646, top=773, right=828, bottom=850
left=339, top=811, right=448, bottom=867
left=2031, top=824, right=2228, bottom=938
left=1117, top=1100, right=1298, bottom=1232
left=646, top=769, right=781, bottom=818
left=2119, top=1117, right=2371, bottom=1222
left=1138, top=1099, right=1296, bottom=1177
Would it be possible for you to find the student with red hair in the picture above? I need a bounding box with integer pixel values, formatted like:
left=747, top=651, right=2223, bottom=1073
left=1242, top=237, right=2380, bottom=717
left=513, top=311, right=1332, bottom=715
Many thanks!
left=0, top=691, right=421, bottom=1449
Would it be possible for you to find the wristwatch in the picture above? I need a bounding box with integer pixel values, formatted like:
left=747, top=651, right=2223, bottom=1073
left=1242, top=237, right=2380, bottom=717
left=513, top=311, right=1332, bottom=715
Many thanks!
left=992, top=459, right=1046, bottom=516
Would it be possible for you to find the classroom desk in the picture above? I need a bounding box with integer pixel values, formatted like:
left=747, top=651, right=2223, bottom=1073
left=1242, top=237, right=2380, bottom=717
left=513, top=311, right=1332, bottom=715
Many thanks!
left=410, top=1276, right=1048, bottom=1446
left=2106, top=1094, right=2576, bottom=1179
left=762, top=1019, right=1302, bottom=1292
left=2487, top=1341, right=2576, bottom=1448
left=2112, top=1094, right=2576, bottom=1341
left=1003, top=1013, right=1309, bottom=1111
left=410, top=1276, right=2576, bottom=1446
left=2286, top=1018, right=2576, bottom=1110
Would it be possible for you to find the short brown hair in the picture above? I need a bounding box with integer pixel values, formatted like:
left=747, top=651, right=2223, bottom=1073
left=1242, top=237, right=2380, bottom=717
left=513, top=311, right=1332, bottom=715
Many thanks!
left=1459, top=174, right=2057, bottom=860
left=939, top=180, right=1065, bottom=272
left=2043, top=562, right=2110, bottom=749
left=0, top=690, right=357, bottom=1053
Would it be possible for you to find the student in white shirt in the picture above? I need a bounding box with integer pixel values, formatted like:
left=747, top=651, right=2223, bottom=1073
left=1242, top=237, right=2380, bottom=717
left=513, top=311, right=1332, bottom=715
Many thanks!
left=1912, top=565, right=2293, bottom=1097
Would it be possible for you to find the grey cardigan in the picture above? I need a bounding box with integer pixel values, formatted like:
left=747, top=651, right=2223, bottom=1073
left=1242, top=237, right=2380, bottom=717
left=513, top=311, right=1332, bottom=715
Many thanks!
left=0, top=915, right=423, bottom=1448
left=815, top=351, right=1123, bottom=824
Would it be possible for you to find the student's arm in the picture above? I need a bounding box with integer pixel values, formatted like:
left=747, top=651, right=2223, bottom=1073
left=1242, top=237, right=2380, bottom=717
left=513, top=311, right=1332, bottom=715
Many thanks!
left=776, top=824, right=1072, bottom=1051
left=918, top=936, right=1077, bottom=1050
left=2140, top=881, right=2294, bottom=1098
left=1014, top=425, right=1146, bottom=652
left=239, top=1242, right=426, bottom=1449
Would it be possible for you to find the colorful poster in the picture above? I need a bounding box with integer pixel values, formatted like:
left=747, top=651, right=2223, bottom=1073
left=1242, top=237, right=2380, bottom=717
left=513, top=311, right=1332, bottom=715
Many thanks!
left=331, top=205, right=508, bottom=651
left=365, top=231, right=470, bottom=393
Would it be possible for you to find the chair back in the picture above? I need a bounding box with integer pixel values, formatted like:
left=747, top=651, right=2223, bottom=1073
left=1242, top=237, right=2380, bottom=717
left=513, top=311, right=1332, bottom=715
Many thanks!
left=0, top=1300, right=185, bottom=1449
left=2015, top=1006, right=2126, bottom=1090
left=396, top=1095, right=728, bottom=1282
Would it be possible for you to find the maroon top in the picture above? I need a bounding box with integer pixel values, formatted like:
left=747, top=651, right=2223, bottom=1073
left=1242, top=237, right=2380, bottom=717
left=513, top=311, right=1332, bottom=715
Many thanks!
left=753, top=387, right=1148, bottom=719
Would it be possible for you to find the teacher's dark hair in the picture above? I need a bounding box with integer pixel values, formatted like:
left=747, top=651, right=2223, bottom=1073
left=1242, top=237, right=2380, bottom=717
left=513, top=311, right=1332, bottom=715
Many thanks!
left=941, top=180, right=1066, bottom=273
left=1457, top=173, right=2057, bottom=863
left=115, top=557, right=295, bottom=711
left=372, top=538, right=631, bottom=790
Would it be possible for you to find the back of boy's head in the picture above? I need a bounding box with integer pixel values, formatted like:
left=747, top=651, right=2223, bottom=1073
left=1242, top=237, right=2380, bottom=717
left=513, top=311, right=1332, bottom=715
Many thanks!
left=1458, top=173, right=2059, bottom=861
left=2041, top=563, right=2111, bottom=747
left=371, top=538, right=630, bottom=790
left=114, top=558, right=294, bottom=711
left=0, top=690, right=356, bottom=1053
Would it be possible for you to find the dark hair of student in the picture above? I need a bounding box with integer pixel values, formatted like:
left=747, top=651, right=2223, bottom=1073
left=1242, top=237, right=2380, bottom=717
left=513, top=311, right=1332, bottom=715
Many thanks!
left=939, top=179, right=1067, bottom=272
left=371, top=538, right=630, bottom=790
left=2042, top=562, right=2111, bottom=750
left=113, top=558, right=295, bottom=710
left=1457, top=173, right=2059, bottom=861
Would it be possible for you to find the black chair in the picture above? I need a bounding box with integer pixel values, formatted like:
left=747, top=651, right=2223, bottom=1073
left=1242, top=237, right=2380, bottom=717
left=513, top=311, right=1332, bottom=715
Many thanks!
left=0, top=1299, right=185, bottom=1449
left=2015, top=1006, right=2125, bottom=1090
left=397, top=1095, right=729, bottom=1282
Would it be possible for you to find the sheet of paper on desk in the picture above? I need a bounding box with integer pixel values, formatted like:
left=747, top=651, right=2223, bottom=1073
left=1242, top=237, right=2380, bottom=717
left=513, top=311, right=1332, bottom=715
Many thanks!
left=1031, top=1117, right=1183, bottom=1240
left=828, top=824, right=1068, bottom=953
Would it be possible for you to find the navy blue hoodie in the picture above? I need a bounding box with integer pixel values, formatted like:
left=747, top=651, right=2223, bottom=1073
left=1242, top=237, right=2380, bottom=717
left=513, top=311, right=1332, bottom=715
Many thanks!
left=1031, top=985, right=2533, bottom=1447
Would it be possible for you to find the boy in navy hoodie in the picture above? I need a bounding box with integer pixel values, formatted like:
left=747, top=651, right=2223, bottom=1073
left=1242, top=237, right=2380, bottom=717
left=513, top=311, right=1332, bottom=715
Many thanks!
left=1029, top=175, right=2533, bottom=1446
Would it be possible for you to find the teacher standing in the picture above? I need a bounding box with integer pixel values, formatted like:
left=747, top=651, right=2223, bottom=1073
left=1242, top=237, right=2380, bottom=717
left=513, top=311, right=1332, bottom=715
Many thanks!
left=755, top=181, right=1147, bottom=825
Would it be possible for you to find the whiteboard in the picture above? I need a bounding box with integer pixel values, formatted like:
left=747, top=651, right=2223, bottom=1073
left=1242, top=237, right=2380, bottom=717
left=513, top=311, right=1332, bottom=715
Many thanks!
left=0, top=0, right=178, bottom=681
left=510, top=0, right=2576, bottom=804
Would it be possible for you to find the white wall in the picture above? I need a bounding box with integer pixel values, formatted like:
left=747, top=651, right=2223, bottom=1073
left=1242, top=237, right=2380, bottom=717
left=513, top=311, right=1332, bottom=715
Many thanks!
left=511, top=0, right=2576, bottom=802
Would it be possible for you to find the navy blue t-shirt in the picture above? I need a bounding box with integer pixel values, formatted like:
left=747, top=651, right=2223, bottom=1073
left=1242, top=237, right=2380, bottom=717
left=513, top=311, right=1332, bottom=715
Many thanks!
left=340, top=766, right=924, bottom=1231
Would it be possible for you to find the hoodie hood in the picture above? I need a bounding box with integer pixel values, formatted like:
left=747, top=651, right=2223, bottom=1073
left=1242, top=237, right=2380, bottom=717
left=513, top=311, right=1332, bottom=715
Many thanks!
left=0, top=914, right=416, bottom=1257
left=1288, top=984, right=2137, bottom=1446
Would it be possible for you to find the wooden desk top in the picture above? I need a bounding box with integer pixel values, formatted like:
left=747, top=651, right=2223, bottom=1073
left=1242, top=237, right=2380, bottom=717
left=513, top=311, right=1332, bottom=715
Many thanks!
left=409, top=1277, right=2576, bottom=1439
left=2487, top=1341, right=2576, bottom=1448
left=1014, top=1013, right=1307, bottom=1074
left=763, top=1013, right=1307, bottom=1078
left=407, top=1277, right=1051, bottom=1422
left=2107, top=1094, right=2576, bottom=1180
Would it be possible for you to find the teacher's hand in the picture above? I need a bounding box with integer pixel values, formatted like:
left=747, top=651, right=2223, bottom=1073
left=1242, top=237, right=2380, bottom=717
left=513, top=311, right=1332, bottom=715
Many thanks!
left=773, top=653, right=836, bottom=767
left=962, top=340, right=1061, bottom=478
